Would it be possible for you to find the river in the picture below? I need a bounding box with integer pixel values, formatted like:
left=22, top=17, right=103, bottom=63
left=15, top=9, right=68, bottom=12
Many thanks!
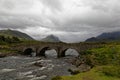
left=0, top=49, right=79, bottom=80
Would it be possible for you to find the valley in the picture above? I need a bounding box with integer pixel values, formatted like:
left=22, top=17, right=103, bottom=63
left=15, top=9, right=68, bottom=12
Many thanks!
left=0, top=0, right=119, bottom=80
left=0, top=29, right=120, bottom=80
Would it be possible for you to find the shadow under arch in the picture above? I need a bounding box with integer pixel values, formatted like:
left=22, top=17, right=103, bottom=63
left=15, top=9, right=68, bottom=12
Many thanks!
left=23, top=48, right=34, bottom=56
left=37, top=47, right=57, bottom=58
left=61, top=48, right=79, bottom=57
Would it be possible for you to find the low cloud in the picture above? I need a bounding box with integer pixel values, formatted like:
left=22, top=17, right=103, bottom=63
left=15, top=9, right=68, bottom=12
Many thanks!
left=0, top=0, right=120, bottom=42
left=40, top=0, right=62, bottom=12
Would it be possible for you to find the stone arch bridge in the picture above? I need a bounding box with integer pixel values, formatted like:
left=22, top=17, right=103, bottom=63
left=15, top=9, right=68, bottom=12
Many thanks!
left=13, top=42, right=102, bottom=58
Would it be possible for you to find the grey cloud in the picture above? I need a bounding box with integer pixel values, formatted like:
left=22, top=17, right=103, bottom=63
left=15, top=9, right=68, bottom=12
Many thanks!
left=40, top=0, right=62, bottom=11
left=51, top=14, right=120, bottom=33
left=87, top=0, right=120, bottom=14
left=0, top=15, right=46, bottom=29
left=0, top=0, right=34, bottom=11
left=49, top=0, right=120, bottom=33
left=0, top=0, right=120, bottom=42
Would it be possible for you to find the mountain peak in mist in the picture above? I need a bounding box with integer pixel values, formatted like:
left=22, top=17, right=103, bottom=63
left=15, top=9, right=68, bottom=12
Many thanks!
left=41, top=35, right=61, bottom=42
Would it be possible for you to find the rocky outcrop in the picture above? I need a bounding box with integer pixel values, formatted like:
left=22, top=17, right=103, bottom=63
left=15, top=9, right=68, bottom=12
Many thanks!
left=68, top=56, right=91, bottom=74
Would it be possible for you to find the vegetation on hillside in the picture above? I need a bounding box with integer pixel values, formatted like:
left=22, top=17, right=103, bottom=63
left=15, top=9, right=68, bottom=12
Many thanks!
left=0, top=29, right=34, bottom=40
left=0, top=34, right=28, bottom=57
left=84, top=45, right=120, bottom=66
left=0, top=35, right=21, bottom=44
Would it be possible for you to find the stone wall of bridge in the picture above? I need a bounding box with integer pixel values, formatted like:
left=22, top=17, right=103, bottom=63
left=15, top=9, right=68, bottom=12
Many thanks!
left=13, top=42, right=102, bottom=58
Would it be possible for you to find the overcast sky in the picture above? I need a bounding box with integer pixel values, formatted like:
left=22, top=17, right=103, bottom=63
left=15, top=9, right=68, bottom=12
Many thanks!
left=0, top=0, right=120, bottom=42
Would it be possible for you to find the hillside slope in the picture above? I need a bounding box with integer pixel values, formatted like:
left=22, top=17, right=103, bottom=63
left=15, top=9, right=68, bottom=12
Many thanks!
left=86, top=31, right=120, bottom=42
left=0, top=29, right=34, bottom=40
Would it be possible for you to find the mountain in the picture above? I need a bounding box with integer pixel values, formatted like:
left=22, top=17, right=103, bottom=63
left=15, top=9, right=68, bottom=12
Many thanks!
left=0, top=29, right=34, bottom=40
left=41, top=35, right=61, bottom=42
left=85, top=37, right=100, bottom=42
left=85, top=31, right=120, bottom=42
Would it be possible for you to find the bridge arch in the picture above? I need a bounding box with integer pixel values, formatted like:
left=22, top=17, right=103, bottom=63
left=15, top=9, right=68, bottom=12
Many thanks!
left=61, top=48, right=79, bottom=57
left=45, top=49, right=57, bottom=58
left=37, top=47, right=57, bottom=57
left=37, top=47, right=48, bottom=57
left=23, top=48, right=36, bottom=56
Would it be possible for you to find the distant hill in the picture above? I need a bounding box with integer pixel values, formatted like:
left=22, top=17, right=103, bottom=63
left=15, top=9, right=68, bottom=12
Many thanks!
left=41, top=35, right=61, bottom=42
left=85, top=37, right=100, bottom=42
left=85, top=31, right=120, bottom=42
left=0, top=29, right=34, bottom=40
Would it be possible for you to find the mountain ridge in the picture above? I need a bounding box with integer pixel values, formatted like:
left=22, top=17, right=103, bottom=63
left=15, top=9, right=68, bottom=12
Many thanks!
left=85, top=31, right=120, bottom=42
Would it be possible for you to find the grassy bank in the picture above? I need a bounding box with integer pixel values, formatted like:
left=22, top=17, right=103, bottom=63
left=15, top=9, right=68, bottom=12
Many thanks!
left=53, top=66, right=120, bottom=80
left=52, top=43, right=120, bottom=80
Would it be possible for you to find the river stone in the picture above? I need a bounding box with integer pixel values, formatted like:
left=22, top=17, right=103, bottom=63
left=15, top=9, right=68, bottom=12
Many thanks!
left=34, top=62, right=43, bottom=67
left=78, top=64, right=91, bottom=72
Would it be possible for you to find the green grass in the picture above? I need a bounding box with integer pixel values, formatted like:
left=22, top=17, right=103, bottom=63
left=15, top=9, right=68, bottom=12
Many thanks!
left=55, top=66, right=120, bottom=80
left=0, top=49, right=17, bottom=53
left=1, top=41, right=120, bottom=80
left=84, top=45, right=120, bottom=66
left=52, top=44, right=120, bottom=80
left=0, top=44, right=18, bottom=57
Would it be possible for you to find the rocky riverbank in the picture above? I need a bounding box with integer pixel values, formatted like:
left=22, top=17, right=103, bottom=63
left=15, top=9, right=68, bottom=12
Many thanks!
left=0, top=49, right=91, bottom=80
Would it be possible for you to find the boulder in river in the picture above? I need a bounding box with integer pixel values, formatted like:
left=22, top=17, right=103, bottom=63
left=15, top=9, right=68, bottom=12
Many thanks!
left=34, top=62, right=43, bottom=67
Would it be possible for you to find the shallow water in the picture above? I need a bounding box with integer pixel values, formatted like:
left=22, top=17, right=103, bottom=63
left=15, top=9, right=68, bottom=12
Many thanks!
left=0, top=50, right=78, bottom=80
